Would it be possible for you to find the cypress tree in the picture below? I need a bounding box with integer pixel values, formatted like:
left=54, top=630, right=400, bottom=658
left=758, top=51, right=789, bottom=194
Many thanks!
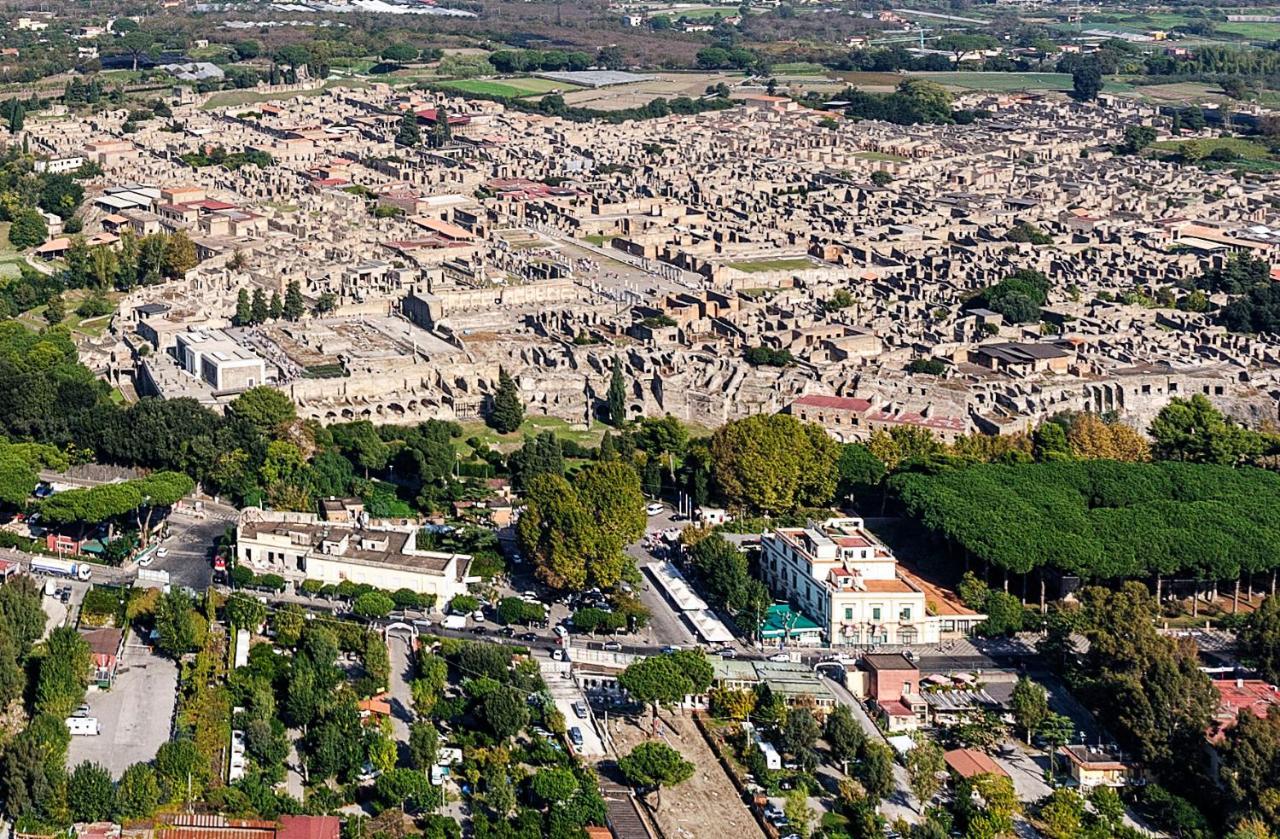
left=489, top=367, right=524, bottom=434
left=606, top=358, right=627, bottom=427
left=283, top=280, right=304, bottom=321
left=234, top=288, right=252, bottom=326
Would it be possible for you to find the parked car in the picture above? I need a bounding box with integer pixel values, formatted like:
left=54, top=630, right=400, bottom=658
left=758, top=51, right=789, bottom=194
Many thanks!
left=156, top=548, right=169, bottom=558
left=519, top=632, right=538, bottom=642
left=137, top=553, right=154, bottom=567
left=715, top=647, right=738, bottom=659
left=602, top=640, right=623, bottom=652
left=71, top=704, right=90, bottom=718
left=646, top=503, right=664, bottom=516
left=470, top=626, right=487, bottom=635
left=572, top=701, right=588, bottom=719
left=472, top=610, right=486, bottom=622
left=768, top=652, right=791, bottom=662
left=552, top=649, right=569, bottom=662
left=568, top=726, right=584, bottom=747
left=500, top=626, right=516, bottom=637
left=553, top=625, right=569, bottom=638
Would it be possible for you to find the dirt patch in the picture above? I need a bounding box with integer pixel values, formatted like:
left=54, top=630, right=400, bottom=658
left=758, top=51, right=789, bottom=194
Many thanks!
left=608, top=710, right=766, bottom=839
left=559, top=72, right=735, bottom=111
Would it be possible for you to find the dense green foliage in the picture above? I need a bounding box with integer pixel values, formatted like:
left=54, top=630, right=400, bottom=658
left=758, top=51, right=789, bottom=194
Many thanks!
left=892, top=460, right=1280, bottom=581
left=964, top=269, right=1050, bottom=324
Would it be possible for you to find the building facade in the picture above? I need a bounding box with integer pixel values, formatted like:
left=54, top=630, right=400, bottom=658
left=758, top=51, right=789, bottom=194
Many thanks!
left=760, top=517, right=983, bottom=647
left=235, top=509, right=473, bottom=604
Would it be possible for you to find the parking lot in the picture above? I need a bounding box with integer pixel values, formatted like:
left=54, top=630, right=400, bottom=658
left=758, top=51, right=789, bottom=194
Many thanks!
left=67, top=635, right=178, bottom=777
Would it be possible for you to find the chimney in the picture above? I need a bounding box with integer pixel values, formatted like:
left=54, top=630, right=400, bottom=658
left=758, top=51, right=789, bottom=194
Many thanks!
left=1237, top=677, right=1245, bottom=689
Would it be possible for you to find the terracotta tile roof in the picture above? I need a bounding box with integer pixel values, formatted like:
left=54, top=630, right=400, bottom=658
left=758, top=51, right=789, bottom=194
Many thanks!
left=944, top=748, right=1008, bottom=779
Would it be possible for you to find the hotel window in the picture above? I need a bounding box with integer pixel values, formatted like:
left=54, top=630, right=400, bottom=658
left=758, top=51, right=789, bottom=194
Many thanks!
left=872, top=606, right=881, bottom=621
left=844, top=607, right=853, bottom=620
left=900, top=607, right=911, bottom=621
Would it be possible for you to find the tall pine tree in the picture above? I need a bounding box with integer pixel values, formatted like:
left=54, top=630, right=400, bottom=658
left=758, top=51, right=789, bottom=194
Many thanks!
left=489, top=367, right=524, bottom=434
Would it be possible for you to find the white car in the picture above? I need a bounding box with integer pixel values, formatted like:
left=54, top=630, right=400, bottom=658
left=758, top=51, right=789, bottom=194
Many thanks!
left=137, top=554, right=154, bottom=567
left=645, top=503, right=664, bottom=516
left=156, top=548, right=169, bottom=558
left=472, top=610, right=486, bottom=622
left=768, top=652, right=791, bottom=662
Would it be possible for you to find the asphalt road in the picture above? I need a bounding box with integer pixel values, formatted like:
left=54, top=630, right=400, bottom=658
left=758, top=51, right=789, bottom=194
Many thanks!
left=148, top=508, right=225, bottom=590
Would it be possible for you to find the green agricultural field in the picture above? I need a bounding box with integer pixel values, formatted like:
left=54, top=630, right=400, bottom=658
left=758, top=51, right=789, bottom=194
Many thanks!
left=1216, top=20, right=1280, bottom=39
left=437, top=77, right=578, bottom=98
left=728, top=257, right=814, bottom=273
left=913, top=71, right=1074, bottom=91
left=772, top=62, right=828, bottom=76
left=1150, top=136, right=1280, bottom=171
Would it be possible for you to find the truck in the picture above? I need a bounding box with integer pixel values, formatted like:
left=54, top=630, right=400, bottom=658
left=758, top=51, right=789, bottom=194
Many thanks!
left=442, top=614, right=467, bottom=631
left=31, top=557, right=92, bottom=581
left=135, top=568, right=171, bottom=590
left=66, top=717, right=100, bottom=736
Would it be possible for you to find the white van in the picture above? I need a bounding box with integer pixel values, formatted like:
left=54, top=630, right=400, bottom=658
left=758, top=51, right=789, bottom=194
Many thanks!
left=66, top=717, right=100, bottom=736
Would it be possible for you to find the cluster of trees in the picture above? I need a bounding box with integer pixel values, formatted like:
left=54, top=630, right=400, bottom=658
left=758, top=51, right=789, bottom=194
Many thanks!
left=743, top=345, right=794, bottom=367
left=179, top=146, right=273, bottom=171
left=51, top=229, right=199, bottom=311
left=516, top=460, right=646, bottom=590
left=38, top=471, right=194, bottom=551
left=1006, top=222, right=1054, bottom=245
left=687, top=532, right=770, bottom=631
left=432, top=82, right=734, bottom=127
left=0, top=580, right=100, bottom=828
left=829, top=79, right=958, bottom=126
left=893, top=458, right=1280, bottom=591
left=488, top=49, right=593, bottom=73
left=233, top=281, right=306, bottom=326
left=1175, top=252, right=1280, bottom=334
left=709, top=413, right=839, bottom=514
left=964, top=268, right=1050, bottom=324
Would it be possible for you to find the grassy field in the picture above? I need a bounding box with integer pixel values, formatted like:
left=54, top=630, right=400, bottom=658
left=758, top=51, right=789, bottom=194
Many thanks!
left=582, top=234, right=613, bottom=246
left=1150, top=136, right=1280, bottom=171
left=772, top=62, right=828, bottom=76
left=915, top=71, right=1074, bottom=91
left=15, top=288, right=122, bottom=337
left=455, top=415, right=609, bottom=457
left=728, top=257, right=814, bottom=273
left=437, top=77, right=577, bottom=98
left=0, top=223, right=26, bottom=280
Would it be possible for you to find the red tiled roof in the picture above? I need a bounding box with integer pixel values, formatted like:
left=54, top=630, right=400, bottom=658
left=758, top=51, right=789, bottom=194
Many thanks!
left=944, top=748, right=1008, bottom=779
left=792, top=394, right=872, bottom=412
left=278, top=816, right=340, bottom=839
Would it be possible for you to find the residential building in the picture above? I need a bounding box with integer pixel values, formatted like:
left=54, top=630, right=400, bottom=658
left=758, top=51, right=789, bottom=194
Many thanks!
left=759, top=517, right=984, bottom=647
left=944, top=748, right=1009, bottom=781
left=1059, top=744, right=1136, bottom=790
left=1208, top=678, right=1280, bottom=743
left=81, top=627, right=123, bottom=687
left=862, top=653, right=926, bottom=732
left=235, top=509, right=474, bottom=602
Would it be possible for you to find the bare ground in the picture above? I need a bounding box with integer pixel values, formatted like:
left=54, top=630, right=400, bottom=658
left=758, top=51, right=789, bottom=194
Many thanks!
left=607, top=710, right=766, bottom=839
